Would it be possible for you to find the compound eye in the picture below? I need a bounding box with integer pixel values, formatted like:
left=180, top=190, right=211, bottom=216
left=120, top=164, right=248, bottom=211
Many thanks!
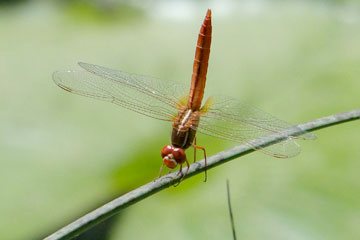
left=161, top=145, right=173, bottom=158
left=172, top=148, right=186, bottom=164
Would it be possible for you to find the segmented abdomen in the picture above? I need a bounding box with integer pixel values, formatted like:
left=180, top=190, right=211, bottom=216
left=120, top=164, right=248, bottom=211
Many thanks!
left=187, top=9, right=212, bottom=111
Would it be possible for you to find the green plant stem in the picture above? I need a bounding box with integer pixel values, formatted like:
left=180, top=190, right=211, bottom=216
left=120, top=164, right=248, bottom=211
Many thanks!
left=44, top=108, right=360, bottom=240
left=227, top=179, right=237, bottom=240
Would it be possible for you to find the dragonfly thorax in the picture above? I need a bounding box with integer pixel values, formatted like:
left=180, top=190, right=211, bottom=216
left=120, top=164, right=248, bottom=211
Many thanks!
left=171, top=107, right=200, bottom=149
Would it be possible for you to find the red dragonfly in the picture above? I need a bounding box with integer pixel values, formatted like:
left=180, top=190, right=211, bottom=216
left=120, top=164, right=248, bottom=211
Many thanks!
left=53, top=9, right=315, bottom=181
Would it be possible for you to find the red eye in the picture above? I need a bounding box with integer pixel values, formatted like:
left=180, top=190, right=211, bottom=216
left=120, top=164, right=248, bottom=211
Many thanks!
left=161, top=145, right=173, bottom=158
left=172, top=148, right=186, bottom=164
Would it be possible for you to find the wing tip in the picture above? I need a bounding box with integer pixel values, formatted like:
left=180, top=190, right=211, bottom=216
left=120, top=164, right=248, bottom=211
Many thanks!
left=52, top=71, right=62, bottom=84
left=78, top=61, right=88, bottom=68
left=306, top=132, right=317, bottom=140
left=297, top=131, right=317, bottom=141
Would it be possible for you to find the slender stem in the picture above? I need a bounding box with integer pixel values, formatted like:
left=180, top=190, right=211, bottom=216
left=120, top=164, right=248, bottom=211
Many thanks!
left=226, top=179, right=237, bottom=240
left=44, top=109, right=360, bottom=240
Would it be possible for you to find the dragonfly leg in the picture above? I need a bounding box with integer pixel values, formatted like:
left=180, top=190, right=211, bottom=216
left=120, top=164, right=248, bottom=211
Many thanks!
left=192, top=145, right=207, bottom=182
left=173, top=160, right=190, bottom=187
left=176, top=164, right=183, bottom=177
left=179, top=159, right=190, bottom=182
left=158, top=163, right=165, bottom=178
left=173, top=164, right=184, bottom=187
left=193, top=136, right=197, bottom=163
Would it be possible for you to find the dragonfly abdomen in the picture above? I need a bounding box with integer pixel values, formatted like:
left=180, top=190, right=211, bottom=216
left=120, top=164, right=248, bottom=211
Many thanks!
left=188, top=9, right=212, bottom=111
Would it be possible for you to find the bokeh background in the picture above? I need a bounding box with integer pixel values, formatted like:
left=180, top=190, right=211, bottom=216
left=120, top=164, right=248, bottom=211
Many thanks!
left=1, top=0, right=360, bottom=239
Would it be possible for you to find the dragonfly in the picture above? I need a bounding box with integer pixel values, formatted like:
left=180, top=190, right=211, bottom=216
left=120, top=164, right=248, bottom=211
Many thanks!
left=53, top=9, right=316, bottom=182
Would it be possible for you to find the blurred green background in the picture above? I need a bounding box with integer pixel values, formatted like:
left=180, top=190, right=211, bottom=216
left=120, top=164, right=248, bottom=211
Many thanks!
left=1, top=0, right=360, bottom=239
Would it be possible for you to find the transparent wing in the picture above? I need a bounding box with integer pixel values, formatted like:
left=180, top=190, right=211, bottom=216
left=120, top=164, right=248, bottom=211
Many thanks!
left=53, top=62, right=189, bottom=121
left=197, top=95, right=316, bottom=158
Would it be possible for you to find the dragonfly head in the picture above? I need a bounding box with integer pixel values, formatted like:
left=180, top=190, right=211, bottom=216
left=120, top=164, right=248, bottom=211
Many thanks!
left=161, top=145, right=186, bottom=169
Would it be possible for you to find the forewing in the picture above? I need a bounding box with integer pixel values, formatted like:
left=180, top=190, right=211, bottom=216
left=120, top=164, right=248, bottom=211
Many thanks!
left=197, top=95, right=316, bottom=158
left=53, top=62, right=189, bottom=121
